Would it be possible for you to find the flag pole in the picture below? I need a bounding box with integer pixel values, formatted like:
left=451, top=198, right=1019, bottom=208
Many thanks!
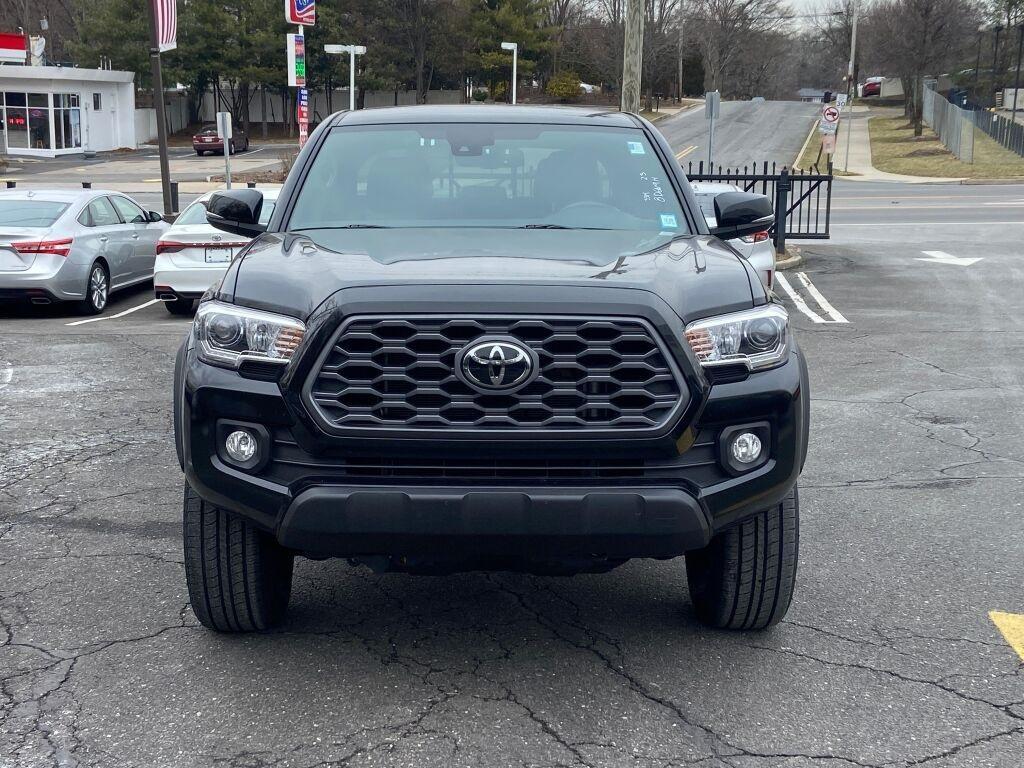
left=147, top=0, right=173, bottom=215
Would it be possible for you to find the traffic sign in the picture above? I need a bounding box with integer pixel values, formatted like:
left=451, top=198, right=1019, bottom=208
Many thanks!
left=819, top=104, right=840, bottom=135
left=836, top=93, right=848, bottom=108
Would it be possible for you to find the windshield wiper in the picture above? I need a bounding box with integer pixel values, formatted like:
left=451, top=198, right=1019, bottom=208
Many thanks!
left=517, top=224, right=612, bottom=230
left=293, top=224, right=391, bottom=230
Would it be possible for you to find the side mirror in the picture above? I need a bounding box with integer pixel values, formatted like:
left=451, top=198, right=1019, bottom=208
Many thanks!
left=205, top=189, right=266, bottom=237
left=147, top=210, right=164, bottom=223
left=708, top=191, right=774, bottom=240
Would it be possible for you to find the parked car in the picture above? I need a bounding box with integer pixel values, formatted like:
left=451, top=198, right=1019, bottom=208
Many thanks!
left=861, top=77, right=884, bottom=97
left=0, top=189, right=168, bottom=313
left=174, top=105, right=809, bottom=633
left=192, top=124, right=249, bottom=155
left=154, top=187, right=280, bottom=315
left=691, top=181, right=775, bottom=290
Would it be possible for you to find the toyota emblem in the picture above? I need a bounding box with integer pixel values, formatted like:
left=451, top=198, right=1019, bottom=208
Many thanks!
left=457, top=340, right=536, bottom=391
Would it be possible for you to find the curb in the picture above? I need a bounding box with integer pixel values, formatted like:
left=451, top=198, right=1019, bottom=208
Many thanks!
left=960, top=178, right=1024, bottom=185
left=775, top=245, right=803, bottom=271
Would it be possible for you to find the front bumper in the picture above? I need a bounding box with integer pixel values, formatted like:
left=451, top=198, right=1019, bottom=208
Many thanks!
left=176, top=330, right=809, bottom=562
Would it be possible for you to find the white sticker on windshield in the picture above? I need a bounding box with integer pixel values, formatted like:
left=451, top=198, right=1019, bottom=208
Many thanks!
left=627, top=141, right=646, bottom=155
left=660, top=214, right=678, bottom=229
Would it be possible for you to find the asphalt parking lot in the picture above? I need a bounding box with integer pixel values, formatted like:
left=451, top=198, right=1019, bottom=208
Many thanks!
left=3, top=167, right=1024, bottom=764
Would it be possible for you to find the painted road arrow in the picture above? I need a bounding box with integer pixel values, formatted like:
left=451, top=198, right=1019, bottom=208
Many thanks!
left=990, top=611, right=1024, bottom=661
left=916, top=250, right=983, bottom=266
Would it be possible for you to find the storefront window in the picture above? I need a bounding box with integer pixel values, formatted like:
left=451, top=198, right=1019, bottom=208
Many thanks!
left=54, top=93, right=82, bottom=150
left=27, top=93, right=51, bottom=150
left=4, top=92, right=29, bottom=149
left=0, top=91, right=82, bottom=152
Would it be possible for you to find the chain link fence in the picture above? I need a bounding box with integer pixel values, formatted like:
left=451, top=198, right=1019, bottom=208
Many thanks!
left=923, top=81, right=974, bottom=163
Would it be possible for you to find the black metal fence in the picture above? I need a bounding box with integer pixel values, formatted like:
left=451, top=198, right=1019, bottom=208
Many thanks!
left=685, top=161, right=834, bottom=254
left=971, top=109, right=1024, bottom=157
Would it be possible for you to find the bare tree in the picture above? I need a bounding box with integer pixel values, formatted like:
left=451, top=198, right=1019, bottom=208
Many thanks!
left=683, top=0, right=792, bottom=94
left=867, top=0, right=981, bottom=134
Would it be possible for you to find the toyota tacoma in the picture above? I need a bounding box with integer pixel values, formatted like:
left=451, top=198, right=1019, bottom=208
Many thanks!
left=174, top=106, right=810, bottom=633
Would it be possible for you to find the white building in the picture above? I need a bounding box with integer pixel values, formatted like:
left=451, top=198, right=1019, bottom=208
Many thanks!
left=0, top=65, right=136, bottom=157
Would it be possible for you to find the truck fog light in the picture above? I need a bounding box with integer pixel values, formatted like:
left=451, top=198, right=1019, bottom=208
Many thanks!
left=730, top=432, right=762, bottom=464
left=225, top=430, right=258, bottom=463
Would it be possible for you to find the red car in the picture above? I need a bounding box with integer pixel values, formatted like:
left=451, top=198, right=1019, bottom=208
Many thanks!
left=192, top=124, right=249, bottom=155
left=861, top=77, right=883, bottom=97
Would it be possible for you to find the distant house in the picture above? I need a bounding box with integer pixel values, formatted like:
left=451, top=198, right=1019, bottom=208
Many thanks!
left=797, top=87, right=827, bottom=103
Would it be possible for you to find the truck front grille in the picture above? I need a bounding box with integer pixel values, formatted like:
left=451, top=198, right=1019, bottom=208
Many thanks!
left=305, top=316, right=686, bottom=434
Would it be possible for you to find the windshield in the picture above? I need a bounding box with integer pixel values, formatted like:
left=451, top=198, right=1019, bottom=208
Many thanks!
left=0, top=200, right=69, bottom=227
left=176, top=197, right=276, bottom=227
left=288, top=123, right=688, bottom=238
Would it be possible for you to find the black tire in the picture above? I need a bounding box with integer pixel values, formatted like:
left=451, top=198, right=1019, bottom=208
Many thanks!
left=164, top=298, right=194, bottom=315
left=183, top=483, right=294, bottom=632
left=196, top=150, right=205, bottom=156
left=78, top=262, right=109, bottom=315
left=686, top=485, right=799, bottom=630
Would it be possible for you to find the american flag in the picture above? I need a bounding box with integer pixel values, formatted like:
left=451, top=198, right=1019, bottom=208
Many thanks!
left=153, top=0, right=177, bottom=52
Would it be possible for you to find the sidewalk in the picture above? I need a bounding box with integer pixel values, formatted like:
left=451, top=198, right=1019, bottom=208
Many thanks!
left=834, top=106, right=964, bottom=183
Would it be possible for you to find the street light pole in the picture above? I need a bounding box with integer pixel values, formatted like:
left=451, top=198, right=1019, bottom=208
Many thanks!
left=146, top=0, right=172, bottom=215
left=992, top=25, right=1004, bottom=106
left=1012, top=24, right=1023, bottom=126
left=501, top=42, right=518, bottom=104
left=325, top=44, right=367, bottom=111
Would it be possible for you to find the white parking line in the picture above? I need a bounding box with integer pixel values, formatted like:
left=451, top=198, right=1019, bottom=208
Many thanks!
left=795, top=271, right=848, bottom=323
left=0, top=361, right=12, bottom=389
left=775, top=274, right=826, bottom=323
left=65, top=299, right=161, bottom=326
left=775, top=273, right=848, bottom=324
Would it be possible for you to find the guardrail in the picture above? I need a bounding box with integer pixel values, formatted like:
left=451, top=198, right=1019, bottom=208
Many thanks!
left=685, top=161, right=833, bottom=254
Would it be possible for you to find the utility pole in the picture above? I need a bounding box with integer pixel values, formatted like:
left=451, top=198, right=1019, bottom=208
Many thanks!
left=621, top=0, right=644, bottom=112
left=847, top=1, right=858, bottom=101
left=843, top=2, right=858, bottom=173
left=146, top=0, right=172, bottom=215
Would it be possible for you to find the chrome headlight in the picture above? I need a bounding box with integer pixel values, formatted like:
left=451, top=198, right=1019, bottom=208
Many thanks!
left=194, top=301, right=305, bottom=368
left=684, top=304, right=788, bottom=371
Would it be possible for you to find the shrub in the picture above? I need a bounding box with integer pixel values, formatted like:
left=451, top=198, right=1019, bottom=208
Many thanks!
left=472, top=89, right=488, bottom=102
left=546, top=72, right=582, bottom=103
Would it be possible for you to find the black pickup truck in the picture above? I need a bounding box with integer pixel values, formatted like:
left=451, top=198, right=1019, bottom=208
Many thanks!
left=174, top=105, right=809, bottom=633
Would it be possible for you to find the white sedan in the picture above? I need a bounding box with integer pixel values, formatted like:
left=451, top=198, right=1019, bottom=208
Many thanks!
left=153, top=188, right=280, bottom=314
left=691, top=182, right=775, bottom=291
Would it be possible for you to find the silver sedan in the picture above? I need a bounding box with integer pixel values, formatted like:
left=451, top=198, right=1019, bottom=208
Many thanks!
left=0, top=189, right=169, bottom=314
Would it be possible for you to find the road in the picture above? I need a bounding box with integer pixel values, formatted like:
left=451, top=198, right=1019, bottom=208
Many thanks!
left=659, top=100, right=819, bottom=171
left=2, top=177, right=1024, bottom=763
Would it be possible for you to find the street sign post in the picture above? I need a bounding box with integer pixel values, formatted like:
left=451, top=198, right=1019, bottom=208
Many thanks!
left=705, top=90, right=720, bottom=166
left=216, top=111, right=233, bottom=189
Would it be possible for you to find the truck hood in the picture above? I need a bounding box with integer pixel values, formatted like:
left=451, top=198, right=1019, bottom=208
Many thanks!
left=228, top=228, right=757, bottom=323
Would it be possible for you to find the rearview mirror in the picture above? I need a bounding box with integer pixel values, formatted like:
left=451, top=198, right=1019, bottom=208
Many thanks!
left=205, top=189, right=266, bottom=237
left=708, top=191, right=774, bottom=241
left=147, top=210, right=163, bottom=223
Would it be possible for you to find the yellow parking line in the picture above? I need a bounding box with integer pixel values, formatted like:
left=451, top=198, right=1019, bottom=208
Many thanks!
left=675, top=145, right=697, bottom=160
left=990, top=611, right=1024, bottom=662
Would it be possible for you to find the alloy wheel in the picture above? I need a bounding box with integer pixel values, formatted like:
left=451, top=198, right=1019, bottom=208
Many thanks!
left=89, top=266, right=108, bottom=312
